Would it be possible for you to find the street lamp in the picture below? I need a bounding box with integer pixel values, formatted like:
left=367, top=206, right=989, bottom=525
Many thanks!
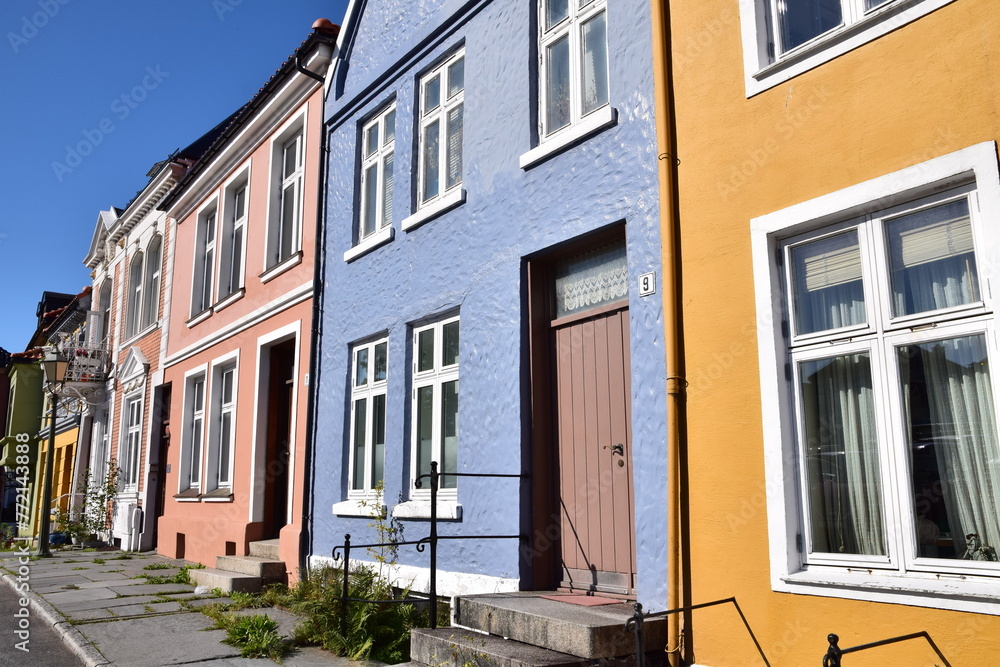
left=37, top=349, right=69, bottom=557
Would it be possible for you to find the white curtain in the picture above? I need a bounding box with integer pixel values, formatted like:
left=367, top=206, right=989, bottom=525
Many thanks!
left=905, top=336, right=1000, bottom=558
left=802, top=353, right=886, bottom=555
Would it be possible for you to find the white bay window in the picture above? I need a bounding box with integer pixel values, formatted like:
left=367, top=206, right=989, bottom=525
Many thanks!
left=753, top=142, right=1000, bottom=611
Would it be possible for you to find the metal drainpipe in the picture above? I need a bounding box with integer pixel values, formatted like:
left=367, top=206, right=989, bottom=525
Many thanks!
left=649, top=1, right=685, bottom=665
left=299, top=33, right=336, bottom=579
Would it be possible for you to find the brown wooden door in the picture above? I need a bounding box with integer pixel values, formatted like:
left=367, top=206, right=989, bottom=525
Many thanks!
left=553, top=303, right=636, bottom=595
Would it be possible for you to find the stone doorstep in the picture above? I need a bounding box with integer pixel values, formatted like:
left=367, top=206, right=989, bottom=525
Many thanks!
left=411, top=628, right=590, bottom=667
left=454, top=593, right=667, bottom=660
left=248, top=538, right=281, bottom=560
left=188, top=567, right=263, bottom=594
left=215, top=554, right=286, bottom=581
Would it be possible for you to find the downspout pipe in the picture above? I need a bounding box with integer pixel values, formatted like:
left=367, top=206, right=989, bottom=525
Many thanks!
left=649, top=1, right=685, bottom=665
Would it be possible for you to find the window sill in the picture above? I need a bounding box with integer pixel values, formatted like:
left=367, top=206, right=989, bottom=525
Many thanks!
left=519, top=106, right=617, bottom=170
left=186, top=309, right=212, bottom=328
left=344, top=226, right=394, bottom=263
left=778, top=567, right=1000, bottom=615
left=392, top=499, right=462, bottom=521
left=332, top=498, right=386, bottom=517
left=402, top=189, right=467, bottom=232
left=260, top=251, right=303, bottom=284
left=213, top=288, right=245, bottom=313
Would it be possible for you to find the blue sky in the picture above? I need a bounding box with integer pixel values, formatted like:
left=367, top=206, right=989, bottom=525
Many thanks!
left=0, top=0, right=349, bottom=352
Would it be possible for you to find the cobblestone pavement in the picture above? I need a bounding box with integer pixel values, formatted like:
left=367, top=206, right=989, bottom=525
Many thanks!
left=0, top=548, right=384, bottom=667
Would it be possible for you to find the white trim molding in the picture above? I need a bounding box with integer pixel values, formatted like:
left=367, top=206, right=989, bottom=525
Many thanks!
left=309, top=555, right=518, bottom=599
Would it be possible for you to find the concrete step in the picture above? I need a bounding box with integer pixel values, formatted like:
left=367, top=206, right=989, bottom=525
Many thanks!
left=248, top=539, right=280, bottom=560
left=454, top=593, right=666, bottom=659
left=215, top=555, right=286, bottom=582
left=412, top=628, right=590, bottom=667
left=189, top=567, right=262, bottom=594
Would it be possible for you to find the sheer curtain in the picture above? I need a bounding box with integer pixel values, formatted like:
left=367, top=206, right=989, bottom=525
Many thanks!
left=792, top=231, right=866, bottom=335
left=902, top=336, right=1000, bottom=558
left=801, top=353, right=886, bottom=555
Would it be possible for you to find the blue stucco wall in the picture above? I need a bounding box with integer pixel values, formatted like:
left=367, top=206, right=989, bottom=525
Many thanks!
left=314, top=0, right=669, bottom=608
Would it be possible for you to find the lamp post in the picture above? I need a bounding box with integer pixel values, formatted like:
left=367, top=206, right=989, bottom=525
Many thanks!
left=37, top=349, right=69, bottom=557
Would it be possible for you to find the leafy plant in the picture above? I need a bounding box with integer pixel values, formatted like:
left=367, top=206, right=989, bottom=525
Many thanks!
left=143, top=562, right=172, bottom=571
left=221, top=614, right=291, bottom=661
left=0, top=524, right=17, bottom=550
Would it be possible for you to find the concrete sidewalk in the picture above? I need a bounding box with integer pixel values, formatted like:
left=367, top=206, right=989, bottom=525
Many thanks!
left=0, top=548, right=383, bottom=667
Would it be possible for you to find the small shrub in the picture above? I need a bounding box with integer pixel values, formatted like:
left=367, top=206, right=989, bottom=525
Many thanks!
left=92, top=558, right=105, bottom=565
left=222, top=614, right=290, bottom=662
left=143, top=562, right=172, bottom=571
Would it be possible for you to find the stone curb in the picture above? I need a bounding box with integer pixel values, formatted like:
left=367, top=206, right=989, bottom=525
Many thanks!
left=2, top=570, right=114, bottom=667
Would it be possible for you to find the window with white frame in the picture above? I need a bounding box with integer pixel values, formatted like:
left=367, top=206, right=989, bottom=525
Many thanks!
left=210, top=364, right=236, bottom=490
left=739, top=0, right=956, bottom=96
left=126, top=252, right=144, bottom=338
left=121, top=395, right=142, bottom=488
left=359, top=104, right=396, bottom=241
left=90, top=408, right=110, bottom=486
left=411, top=316, right=459, bottom=491
left=270, top=134, right=303, bottom=267
left=185, top=375, right=206, bottom=490
left=348, top=338, right=388, bottom=496
left=98, top=279, right=112, bottom=344
left=192, top=207, right=217, bottom=316
left=753, top=143, right=1000, bottom=607
left=418, top=51, right=464, bottom=208
left=538, top=0, right=609, bottom=140
left=141, top=236, right=161, bottom=329
left=220, top=181, right=248, bottom=297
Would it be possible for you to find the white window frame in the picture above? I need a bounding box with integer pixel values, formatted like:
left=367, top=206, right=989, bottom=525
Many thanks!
left=90, top=408, right=110, bottom=486
left=752, top=141, right=1000, bottom=613
left=417, top=49, right=465, bottom=210
left=538, top=0, right=609, bottom=141
left=266, top=110, right=307, bottom=271
left=347, top=338, right=389, bottom=498
left=358, top=103, right=396, bottom=244
left=181, top=370, right=207, bottom=492
left=192, top=202, right=218, bottom=317
left=120, top=393, right=143, bottom=490
left=220, top=169, right=250, bottom=300
left=141, top=235, right=161, bottom=330
left=738, top=0, right=958, bottom=97
left=126, top=251, right=144, bottom=339
left=207, top=358, right=238, bottom=492
left=410, top=315, right=460, bottom=498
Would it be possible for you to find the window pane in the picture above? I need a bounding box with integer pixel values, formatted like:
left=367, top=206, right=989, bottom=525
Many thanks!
left=383, top=110, right=395, bottom=145
left=222, top=369, right=234, bottom=404
left=279, top=183, right=297, bottom=261
left=887, top=199, right=979, bottom=317
left=205, top=213, right=215, bottom=243
left=235, top=187, right=246, bottom=220
left=374, top=342, right=387, bottom=382
left=416, top=386, right=434, bottom=480
left=355, top=347, right=369, bottom=387
left=448, top=57, right=465, bottom=98
left=899, top=334, right=1000, bottom=560
left=424, top=74, right=441, bottom=113
left=791, top=231, right=866, bottom=335
left=545, top=36, right=571, bottom=135
left=363, top=164, right=378, bottom=237
left=422, top=122, right=441, bottom=203
left=778, top=0, right=843, bottom=52
left=546, top=0, right=569, bottom=30
left=554, top=239, right=628, bottom=318
left=283, top=138, right=299, bottom=178
left=372, top=394, right=386, bottom=488
left=865, top=0, right=891, bottom=9
left=418, top=329, right=435, bottom=372
left=219, top=412, right=232, bottom=485
left=799, top=353, right=885, bottom=556
left=191, top=417, right=202, bottom=481
left=230, top=226, right=243, bottom=294
left=382, top=153, right=394, bottom=228
left=203, top=248, right=214, bottom=310
left=365, top=124, right=379, bottom=157
left=443, top=321, right=460, bottom=366
left=581, top=11, right=609, bottom=115
left=441, top=380, right=459, bottom=489
left=446, top=105, right=463, bottom=191
left=352, top=398, right=367, bottom=491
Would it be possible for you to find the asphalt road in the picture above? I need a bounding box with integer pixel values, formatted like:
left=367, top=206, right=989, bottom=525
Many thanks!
left=0, top=583, right=82, bottom=667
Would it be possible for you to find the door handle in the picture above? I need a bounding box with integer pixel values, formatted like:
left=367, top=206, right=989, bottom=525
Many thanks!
left=604, top=443, right=624, bottom=456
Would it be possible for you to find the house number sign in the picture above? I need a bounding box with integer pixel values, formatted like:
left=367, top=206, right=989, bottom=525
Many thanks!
left=638, top=271, right=656, bottom=297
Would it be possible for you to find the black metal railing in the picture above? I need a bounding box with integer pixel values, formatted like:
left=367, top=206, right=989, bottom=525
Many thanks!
left=822, top=631, right=952, bottom=667
left=331, top=461, right=525, bottom=632
left=626, top=597, right=770, bottom=667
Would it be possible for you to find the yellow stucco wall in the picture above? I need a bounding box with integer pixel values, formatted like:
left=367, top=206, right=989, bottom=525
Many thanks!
left=666, top=0, right=1000, bottom=664
left=32, top=425, right=78, bottom=533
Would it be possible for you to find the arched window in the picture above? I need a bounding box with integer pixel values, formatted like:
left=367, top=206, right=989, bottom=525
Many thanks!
left=127, top=251, right=143, bottom=338
left=142, top=236, right=161, bottom=329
